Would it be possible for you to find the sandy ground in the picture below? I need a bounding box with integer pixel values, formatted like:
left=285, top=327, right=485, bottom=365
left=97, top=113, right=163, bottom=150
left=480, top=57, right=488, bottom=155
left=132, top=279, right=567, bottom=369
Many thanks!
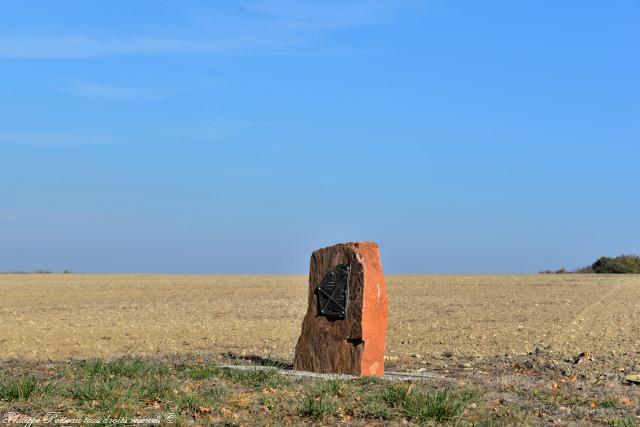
left=1, top=274, right=639, bottom=368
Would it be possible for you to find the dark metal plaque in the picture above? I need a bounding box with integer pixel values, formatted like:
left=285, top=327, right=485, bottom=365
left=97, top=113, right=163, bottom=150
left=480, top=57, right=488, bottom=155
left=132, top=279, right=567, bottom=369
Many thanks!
left=316, top=264, right=350, bottom=319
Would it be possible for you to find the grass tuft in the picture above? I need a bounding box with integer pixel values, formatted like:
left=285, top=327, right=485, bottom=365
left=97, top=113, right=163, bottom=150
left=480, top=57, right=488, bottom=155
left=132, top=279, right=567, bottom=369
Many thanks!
left=69, top=377, right=131, bottom=413
left=353, top=375, right=384, bottom=386
left=600, top=398, right=619, bottom=408
left=181, top=364, right=221, bottom=380
left=0, top=376, right=58, bottom=401
left=80, top=357, right=168, bottom=379
left=608, top=417, right=639, bottom=427
left=358, top=394, right=392, bottom=420
left=298, top=378, right=347, bottom=420
left=382, top=383, right=477, bottom=423
left=318, top=378, right=345, bottom=396
left=299, top=391, right=338, bottom=420
left=135, top=376, right=173, bottom=404
left=220, top=368, right=284, bottom=389
left=172, top=392, right=212, bottom=412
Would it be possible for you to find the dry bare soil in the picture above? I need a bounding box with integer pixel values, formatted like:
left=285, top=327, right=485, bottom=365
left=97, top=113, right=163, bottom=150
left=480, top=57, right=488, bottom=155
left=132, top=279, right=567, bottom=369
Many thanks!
left=1, top=274, right=639, bottom=362
left=1, top=274, right=639, bottom=425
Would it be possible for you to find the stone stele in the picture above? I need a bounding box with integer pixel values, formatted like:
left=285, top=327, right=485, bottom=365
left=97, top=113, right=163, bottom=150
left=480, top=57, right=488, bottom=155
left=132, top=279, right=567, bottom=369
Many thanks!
left=294, top=241, right=388, bottom=377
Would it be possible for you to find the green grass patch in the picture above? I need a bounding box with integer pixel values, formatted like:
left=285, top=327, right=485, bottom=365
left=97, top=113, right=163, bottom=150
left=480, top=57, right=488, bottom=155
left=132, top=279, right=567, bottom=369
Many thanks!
left=608, top=417, right=639, bottom=427
left=381, top=383, right=478, bottom=423
left=180, top=364, right=222, bottom=380
left=69, top=377, right=132, bottom=413
left=171, top=392, right=213, bottom=412
left=0, top=356, right=631, bottom=426
left=0, top=376, right=59, bottom=401
left=601, top=398, right=620, bottom=408
left=299, top=389, right=338, bottom=420
left=220, top=367, right=285, bottom=390
left=79, top=357, right=168, bottom=378
left=135, top=376, right=173, bottom=404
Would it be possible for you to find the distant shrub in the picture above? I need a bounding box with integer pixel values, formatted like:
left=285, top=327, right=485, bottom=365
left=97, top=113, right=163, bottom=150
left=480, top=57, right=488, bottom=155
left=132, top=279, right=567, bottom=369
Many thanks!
left=542, top=255, right=640, bottom=274
left=538, top=268, right=567, bottom=274
left=588, top=255, right=640, bottom=274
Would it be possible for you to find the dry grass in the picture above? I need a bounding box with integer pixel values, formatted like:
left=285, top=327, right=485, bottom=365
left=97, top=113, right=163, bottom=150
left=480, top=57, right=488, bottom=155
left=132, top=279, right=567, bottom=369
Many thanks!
left=1, top=274, right=639, bottom=366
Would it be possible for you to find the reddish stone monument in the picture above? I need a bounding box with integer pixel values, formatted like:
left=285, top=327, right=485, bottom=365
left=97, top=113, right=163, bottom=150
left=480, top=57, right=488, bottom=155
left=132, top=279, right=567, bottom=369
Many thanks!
left=294, top=242, right=388, bottom=377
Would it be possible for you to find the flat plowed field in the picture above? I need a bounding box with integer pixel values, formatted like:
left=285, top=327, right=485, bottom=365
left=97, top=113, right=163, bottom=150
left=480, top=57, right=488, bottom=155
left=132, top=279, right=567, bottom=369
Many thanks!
left=2, top=274, right=639, bottom=368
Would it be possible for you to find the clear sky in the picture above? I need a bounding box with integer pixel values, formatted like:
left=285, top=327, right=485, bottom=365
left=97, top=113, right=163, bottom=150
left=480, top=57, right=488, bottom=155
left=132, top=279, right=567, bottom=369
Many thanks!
left=1, top=0, right=638, bottom=274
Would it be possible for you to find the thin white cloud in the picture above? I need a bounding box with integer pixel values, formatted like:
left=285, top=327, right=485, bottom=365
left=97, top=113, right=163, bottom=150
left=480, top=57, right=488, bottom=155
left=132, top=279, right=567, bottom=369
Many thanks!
left=0, top=1, right=424, bottom=59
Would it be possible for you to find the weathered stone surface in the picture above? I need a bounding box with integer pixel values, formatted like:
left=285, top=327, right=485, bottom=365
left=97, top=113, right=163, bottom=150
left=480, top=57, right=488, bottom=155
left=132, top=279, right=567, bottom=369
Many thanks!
left=294, top=242, right=388, bottom=377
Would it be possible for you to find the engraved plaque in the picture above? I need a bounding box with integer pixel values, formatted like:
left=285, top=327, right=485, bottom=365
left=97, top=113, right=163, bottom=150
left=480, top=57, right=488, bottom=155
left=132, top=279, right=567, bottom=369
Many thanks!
left=316, top=264, right=350, bottom=319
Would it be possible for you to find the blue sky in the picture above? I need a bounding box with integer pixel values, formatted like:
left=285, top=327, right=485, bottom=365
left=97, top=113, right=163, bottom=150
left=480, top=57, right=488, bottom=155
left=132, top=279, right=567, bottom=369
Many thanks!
left=1, top=0, right=639, bottom=274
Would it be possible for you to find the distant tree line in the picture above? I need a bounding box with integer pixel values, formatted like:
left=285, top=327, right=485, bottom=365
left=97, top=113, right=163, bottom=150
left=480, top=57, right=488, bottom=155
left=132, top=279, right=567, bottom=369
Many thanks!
left=0, top=270, right=73, bottom=274
left=541, top=255, right=640, bottom=274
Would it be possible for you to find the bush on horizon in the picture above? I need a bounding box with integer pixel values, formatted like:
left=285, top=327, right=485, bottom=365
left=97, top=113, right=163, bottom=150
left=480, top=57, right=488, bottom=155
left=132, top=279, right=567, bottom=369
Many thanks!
left=542, top=254, right=640, bottom=274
